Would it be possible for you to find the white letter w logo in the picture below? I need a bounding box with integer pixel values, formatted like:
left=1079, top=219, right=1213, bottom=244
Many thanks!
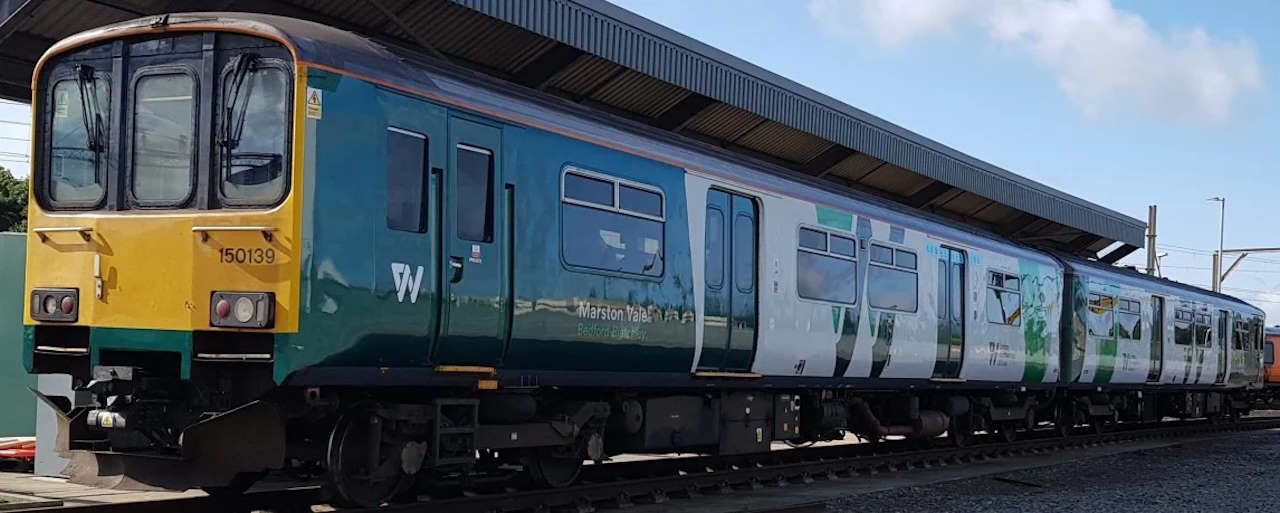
left=390, top=262, right=425, bottom=303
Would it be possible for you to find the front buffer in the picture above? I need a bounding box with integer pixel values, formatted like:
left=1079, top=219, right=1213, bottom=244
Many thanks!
left=32, top=376, right=285, bottom=491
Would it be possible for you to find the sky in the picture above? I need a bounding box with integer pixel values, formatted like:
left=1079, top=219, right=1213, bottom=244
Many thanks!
left=608, top=0, right=1280, bottom=320
left=2, top=0, right=1278, bottom=317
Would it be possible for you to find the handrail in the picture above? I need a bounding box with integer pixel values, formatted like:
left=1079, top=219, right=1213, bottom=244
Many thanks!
left=191, top=225, right=277, bottom=242
left=33, top=226, right=93, bottom=242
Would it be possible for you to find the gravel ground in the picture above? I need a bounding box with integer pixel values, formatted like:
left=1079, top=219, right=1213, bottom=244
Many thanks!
left=828, top=429, right=1280, bottom=513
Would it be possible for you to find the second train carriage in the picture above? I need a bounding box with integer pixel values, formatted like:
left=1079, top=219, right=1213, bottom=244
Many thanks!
left=19, top=13, right=1265, bottom=506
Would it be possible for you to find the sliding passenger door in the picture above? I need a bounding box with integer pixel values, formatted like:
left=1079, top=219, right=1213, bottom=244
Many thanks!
left=1216, top=309, right=1229, bottom=384
left=698, top=189, right=758, bottom=372
left=1147, top=295, right=1164, bottom=383
left=932, top=247, right=966, bottom=379
left=375, top=90, right=445, bottom=366
left=434, top=116, right=509, bottom=366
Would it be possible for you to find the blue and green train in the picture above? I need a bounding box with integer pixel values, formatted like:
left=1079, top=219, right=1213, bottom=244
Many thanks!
left=20, top=13, right=1265, bottom=506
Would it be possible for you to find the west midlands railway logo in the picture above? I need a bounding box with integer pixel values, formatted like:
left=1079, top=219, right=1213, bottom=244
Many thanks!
left=391, top=262, right=425, bottom=303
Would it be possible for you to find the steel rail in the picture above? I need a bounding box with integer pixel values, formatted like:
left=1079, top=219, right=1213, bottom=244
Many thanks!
left=12, top=417, right=1278, bottom=513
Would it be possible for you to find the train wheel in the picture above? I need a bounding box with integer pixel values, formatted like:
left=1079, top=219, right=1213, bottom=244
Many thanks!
left=1054, top=403, right=1074, bottom=438
left=949, top=414, right=974, bottom=448
left=326, top=407, right=412, bottom=508
left=997, top=422, right=1017, bottom=443
left=525, top=447, right=584, bottom=488
left=1091, top=415, right=1109, bottom=435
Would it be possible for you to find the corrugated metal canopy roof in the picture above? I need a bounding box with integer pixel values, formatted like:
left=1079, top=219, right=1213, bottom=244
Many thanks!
left=0, top=0, right=1146, bottom=260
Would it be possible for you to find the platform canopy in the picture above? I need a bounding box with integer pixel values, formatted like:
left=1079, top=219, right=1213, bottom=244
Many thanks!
left=0, top=0, right=1146, bottom=261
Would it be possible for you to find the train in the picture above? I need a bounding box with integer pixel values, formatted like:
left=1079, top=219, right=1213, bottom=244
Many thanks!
left=20, top=13, right=1266, bottom=507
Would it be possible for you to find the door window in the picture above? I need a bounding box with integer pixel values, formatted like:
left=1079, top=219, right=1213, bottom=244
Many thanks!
left=456, top=144, right=494, bottom=242
left=705, top=208, right=724, bottom=288
left=733, top=214, right=755, bottom=293
left=386, top=127, right=428, bottom=232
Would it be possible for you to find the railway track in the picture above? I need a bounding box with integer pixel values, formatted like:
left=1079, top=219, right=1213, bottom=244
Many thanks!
left=16, top=417, right=1280, bottom=513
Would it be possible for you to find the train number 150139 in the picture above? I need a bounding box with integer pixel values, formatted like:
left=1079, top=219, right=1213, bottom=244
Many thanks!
left=219, top=247, right=276, bottom=265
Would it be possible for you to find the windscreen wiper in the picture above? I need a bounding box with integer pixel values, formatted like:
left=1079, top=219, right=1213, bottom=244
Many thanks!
left=73, top=65, right=104, bottom=167
left=219, top=53, right=259, bottom=160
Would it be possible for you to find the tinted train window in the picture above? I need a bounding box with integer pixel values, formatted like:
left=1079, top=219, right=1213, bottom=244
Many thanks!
left=565, top=173, right=612, bottom=206
left=1087, top=293, right=1115, bottom=337
left=456, top=144, right=493, bottom=242
left=734, top=214, right=755, bottom=292
left=985, top=271, right=1021, bottom=326
left=868, top=246, right=918, bottom=312
left=797, top=251, right=856, bottom=304
left=830, top=234, right=856, bottom=257
left=220, top=64, right=289, bottom=204
left=870, top=244, right=893, bottom=265
left=131, top=72, right=196, bottom=205
left=705, top=208, right=724, bottom=288
left=386, top=128, right=427, bottom=232
left=1174, top=309, right=1193, bottom=345
left=1117, top=299, right=1141, bottom=340
left=796, top=226, right=857, bottom=305
left=49, top=75, right=109, bottom=206
left=620, top=185, right=662, bottom=218
left=798, top=228, right=826, bottom=251
left=1267, top=342, right=1275, bottom=365
left=561, top=168, right=664, bottom=277
left=1194, top=313, right=1212, bottom=346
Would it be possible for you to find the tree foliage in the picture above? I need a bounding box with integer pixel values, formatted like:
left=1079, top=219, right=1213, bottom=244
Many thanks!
left=0, top=166, right=28, bottom=232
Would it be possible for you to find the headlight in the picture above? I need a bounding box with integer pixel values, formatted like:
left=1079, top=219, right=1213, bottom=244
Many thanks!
left=31, top=289, right=78, bottom=322
left=210, top=291, right=274, bottom=329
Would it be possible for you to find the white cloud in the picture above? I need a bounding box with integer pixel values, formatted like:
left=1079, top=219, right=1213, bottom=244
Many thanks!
left=807, top=0, right=1263, bottom=123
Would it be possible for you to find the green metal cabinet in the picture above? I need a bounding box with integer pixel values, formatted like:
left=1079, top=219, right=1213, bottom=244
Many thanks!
left=0, top=233, right=34, bottom=436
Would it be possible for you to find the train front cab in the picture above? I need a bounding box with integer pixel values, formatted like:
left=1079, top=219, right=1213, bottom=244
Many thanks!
left=22, top=23, right=303, bottom=488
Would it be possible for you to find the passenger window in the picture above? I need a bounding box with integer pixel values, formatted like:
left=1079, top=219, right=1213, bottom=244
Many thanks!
left=564, top=173, right=612, bottom=206
left=985, top=271, right=1021, bottom=326
left=131, top=72, right=196, bottom=204
left=386, top=128, right=427, bottom=232
left=868, top=246, right=918, bottom=312
left=620, top=185, right=662, bottom=218
left=220, top=64, right=289, bottom=204
left=560, top=168, right=664, bottom=277
left=1195, top=313, right=1211, bottom=346
left=1267, top=342, right=1275, bottom=365
left=1151, top=296, right=1164, bottom=344
left=1116, top=299, right=1141, bottom=340
left=705, top=208, right=724, bottom=288
left=733, top=214, right=755, bottom=292
left=796, top=226, right=856, bottom=305
left=830, top=234, right=856, bottom=257
left=870, top=244, right=893, bottom=265
left=1174, top=309, right=1193, bottom=345
left=798, top=228, right=826, bottom=251
left=1087, top=293, right=1115, bottom=337
left=456, top=144, right=494, bottom=242
left=49, top=75, right=109, bottom=206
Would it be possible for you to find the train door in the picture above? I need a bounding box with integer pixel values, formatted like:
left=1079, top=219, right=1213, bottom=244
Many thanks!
left=375, top=91, right=446, bottom=366
left=697, top=189, right=758, bottom=372
left=1147, top=295, right=1164, bottom=383
left=433, top=116, right=509, bottom=366
left=932, top=247, right=966, bottom=379
left=1216, top=309, right=1229, bottom=384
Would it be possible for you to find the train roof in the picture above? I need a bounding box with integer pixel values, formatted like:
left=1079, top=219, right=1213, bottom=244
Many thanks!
left=1058, top=254, right=1262, bottom=315
left=3, top=4, right=1146, bottom=259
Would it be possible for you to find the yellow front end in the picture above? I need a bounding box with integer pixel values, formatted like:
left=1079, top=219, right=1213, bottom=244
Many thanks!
left=20, top=23, right=307, bottom=488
